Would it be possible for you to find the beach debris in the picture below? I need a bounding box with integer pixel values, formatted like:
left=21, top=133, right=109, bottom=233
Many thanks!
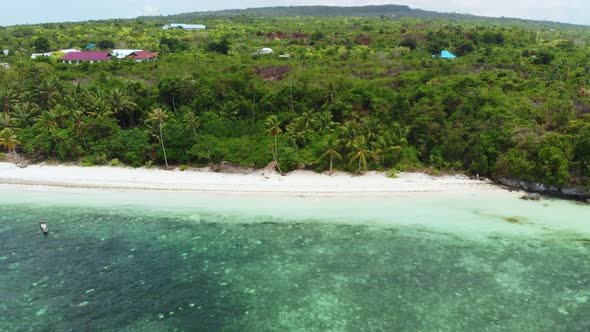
left=520, top=193, right=541, bottom=201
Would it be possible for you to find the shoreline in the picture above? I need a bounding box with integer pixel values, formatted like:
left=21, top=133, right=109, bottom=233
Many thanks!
left=0, top=162, right=504, bottom=195
left=2, top=161, right=589, bottom=240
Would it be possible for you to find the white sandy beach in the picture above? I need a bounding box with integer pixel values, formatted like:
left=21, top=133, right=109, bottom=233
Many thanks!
left=0, top=162, right=503, bottom=194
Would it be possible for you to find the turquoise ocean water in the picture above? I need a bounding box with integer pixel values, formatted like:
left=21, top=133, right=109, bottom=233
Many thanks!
left=1, top=184, right=589, bottom=331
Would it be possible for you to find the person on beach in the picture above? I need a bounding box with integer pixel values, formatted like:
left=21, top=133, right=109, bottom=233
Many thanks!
left=39, top=220, right=49, bottom=236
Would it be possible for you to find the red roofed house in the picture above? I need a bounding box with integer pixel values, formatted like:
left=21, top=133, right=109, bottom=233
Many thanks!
left=128, top=51, right=158, bottom=63
left=61, top=52, right=111, bottom=64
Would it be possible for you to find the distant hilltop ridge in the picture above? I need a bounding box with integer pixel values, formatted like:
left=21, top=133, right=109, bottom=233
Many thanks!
left=156, top=4, right=463, bottom=19
left=176, top=5, right=423, bottom=17
left=142, top=4, right=586, bottom=28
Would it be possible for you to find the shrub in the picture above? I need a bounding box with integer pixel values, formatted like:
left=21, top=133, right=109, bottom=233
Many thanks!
left=495, top=149, right=535, bottom=181
left=94, top=154, right=107, bottom=165
left=399, top=36, right=417, bottom=50
left=81, top=156, right=95, bottom=167
left=110, top=128, right=149, bottom=167
left=535, top=146, right=569, bottom=186
left=387, top=169, right=398, bottom=178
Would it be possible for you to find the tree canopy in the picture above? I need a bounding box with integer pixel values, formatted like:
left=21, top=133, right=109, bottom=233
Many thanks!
left=0, top=15, right=589, bottom=189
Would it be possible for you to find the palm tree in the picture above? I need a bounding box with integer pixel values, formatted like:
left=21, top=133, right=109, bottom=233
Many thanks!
left=349, top=137, right=371, bottom=174
left=265, top=115, right=283, bottom=174
left=82, top=90, right=114, bottom=120
left=148, top=108, right=169, bottom=167
left=363, top=117, right=383, bottom=144
left=371, top=136, right=388, bottom=168
left=386, top=122, right=410, bottom=166
left=35, top=111, right=58, bottom=144
left=323, top=82, right=336, bottom=104
left=35, top=76, right=64, bottom=109
left=299, top=111, right=315, bottom=130
left=340, top=120, right=359, bottom=150
left=183, top=112, right=200, bottom=136
left=69, top=109, right=89, bottom=150
left=87, top=98, right=114, bottom=120
left=286, top=118, right=308, bottom=148
left=0, top=128, right=19, bottom=153
left=61, top=94, right=78, bottom=112
left=0, top=88, right=17, bottom=113
left=319, top=136, right=342, bottom=175
left=10, top=102, right=37, bottom=128
left=109, top=89, right=137, bottom=128
left=50, top=105, right=69, bottom=128
left=314, top=110, right=339, bottom=133
left=0, top=112, right=15, bottom=129
left=390, top=122, right=410, bottom=147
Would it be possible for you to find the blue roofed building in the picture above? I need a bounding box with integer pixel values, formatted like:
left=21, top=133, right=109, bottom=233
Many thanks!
left=439, top=50, right=457, bottom=59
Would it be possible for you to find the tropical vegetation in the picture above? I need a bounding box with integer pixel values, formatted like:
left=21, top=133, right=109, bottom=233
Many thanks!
left=0, top=8, right=589, bottom=188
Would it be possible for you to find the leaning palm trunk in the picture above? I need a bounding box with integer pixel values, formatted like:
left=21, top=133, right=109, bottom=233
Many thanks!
left=50, top=130, right=57, bottom=145
left=159, top=120, right=168, bottom=167
left=274, top=135, right=283, bottom=174
left=329, top=155, right=333, bottom=175
left=81, top=134, right=89, bottom=151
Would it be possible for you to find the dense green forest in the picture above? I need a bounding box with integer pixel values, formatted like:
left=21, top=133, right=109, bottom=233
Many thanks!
left=0, top=11, right=589, bottom=188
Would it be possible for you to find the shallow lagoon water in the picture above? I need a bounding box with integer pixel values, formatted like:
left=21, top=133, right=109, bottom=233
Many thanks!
left=1, top=185, right=589, bottom=331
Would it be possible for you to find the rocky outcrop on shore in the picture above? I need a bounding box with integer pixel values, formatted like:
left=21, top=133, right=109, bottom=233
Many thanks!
left=498, top=178, right=590, bottom=200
